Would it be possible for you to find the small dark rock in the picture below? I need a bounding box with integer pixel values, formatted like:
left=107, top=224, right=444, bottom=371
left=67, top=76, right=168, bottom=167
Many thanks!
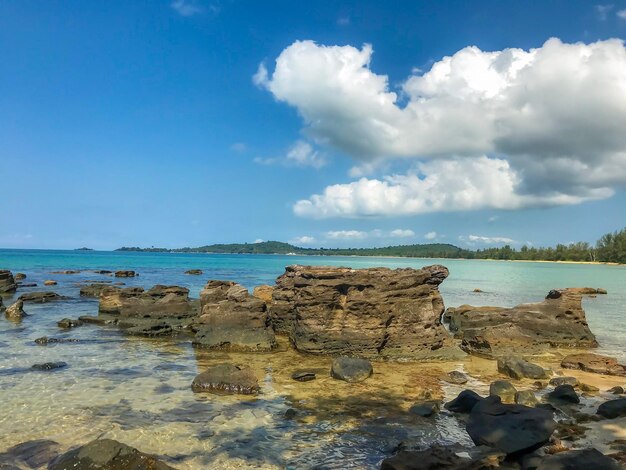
left=14, top=273, right=26, bottom=280
left=284, top=408, right=297, bottom=420
left=409, top=401, right=440, bottom=417
left=330, top=356, right=373, bottom=383
left=57, top=318, right=83, bottom=329
left=597, top=398, right=626, bottom=419
left=609, top=386, right=625, bottom=395
left=114, top=270, right=137, bottom=277
left=291, top=370, right=316, bottom=382
left=185, top=269, right=203, bottom=275
left=444, top=390, right=484, bottom=413
left=547, top=384, right=580, bottom=404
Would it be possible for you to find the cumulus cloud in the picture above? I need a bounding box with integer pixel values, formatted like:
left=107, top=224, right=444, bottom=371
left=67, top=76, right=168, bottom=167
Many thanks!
left=424, top=231, right=438, bottom=240
left=291, top=235, right=316, bottom=245
left=596, top=4, right=614, bottom=20
left=464, top=235, right=516, bottom=244
left=326, top=230, right=368, bottom=240
left=254, top=140, right=327, bottom=169
left=390, top=229, right=415, bottom=238
left=257, top=38, right=626, bottom=217
left=618, top=9, right=626, bottom=19
left=171, top=0, right=203, bottom=16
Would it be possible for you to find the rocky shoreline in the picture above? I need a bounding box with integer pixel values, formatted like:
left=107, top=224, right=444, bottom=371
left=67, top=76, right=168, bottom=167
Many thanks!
left=1, top=265, right=625, bottom=469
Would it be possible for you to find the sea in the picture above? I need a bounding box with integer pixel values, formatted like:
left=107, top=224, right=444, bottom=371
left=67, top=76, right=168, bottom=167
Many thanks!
left=0, top=249, right=625, bottom=468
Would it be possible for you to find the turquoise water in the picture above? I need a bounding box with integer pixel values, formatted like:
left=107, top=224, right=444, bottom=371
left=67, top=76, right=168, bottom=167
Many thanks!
left=1, top=249, right=625, bottom=468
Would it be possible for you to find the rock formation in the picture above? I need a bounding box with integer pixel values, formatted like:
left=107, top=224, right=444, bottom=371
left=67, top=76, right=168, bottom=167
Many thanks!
left=98, top=285, right=192, bottom=318
left=269, top=264, right=461, bottom=359
left=561, top=353, right=626, bottom=376
left=192, top=280, right=276, bottom=351
left=5, top=299, right=26, bottom=320
left=0, top=270, right=17, bottom=295
left=191, top=363, right=259, bottom=395
left=18, top=292, right=65, bottom=303
left=445, top=288, right=598, bottom=357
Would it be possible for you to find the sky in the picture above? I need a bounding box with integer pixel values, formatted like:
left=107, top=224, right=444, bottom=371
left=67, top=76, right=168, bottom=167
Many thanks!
left=1, top=0, right=626, bottom=250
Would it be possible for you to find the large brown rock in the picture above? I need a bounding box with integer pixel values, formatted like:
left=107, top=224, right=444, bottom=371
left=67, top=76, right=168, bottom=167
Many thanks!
left=270, top=264, right=461, bottom=359
left=561, top=353, right=626, bottom=376
left=98, top=285, right=192, bottom=318
left=0, top=270, right=17, bottom=295
left=446, top=288, right=598, bottom=357
left=5, top=299, right=26, bottom=320
left=193, top=281, right=276, bottom=351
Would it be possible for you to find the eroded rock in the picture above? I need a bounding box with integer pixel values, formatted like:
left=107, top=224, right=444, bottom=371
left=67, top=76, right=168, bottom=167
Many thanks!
left=5, top=300, right=25, bottom=320
left=561, top=353, right=626, bottom=376
left=0, top=270, right=17, bottom=295
left=270, top=264, right=462, bottom=359
left=99, top=285, right=192, bottom=318
left=498, top=356, right=548, bottom=380
left=447, top=288, right=598, bottom=357
left=114, top=270, right=137, bottom=277
left=193, top=281, right=276, bottom=351
left=18, top=292, right=65, bottom=303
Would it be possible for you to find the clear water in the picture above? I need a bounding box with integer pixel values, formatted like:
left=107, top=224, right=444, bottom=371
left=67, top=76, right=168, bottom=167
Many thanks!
left=1, top=250, right=625, bottom=468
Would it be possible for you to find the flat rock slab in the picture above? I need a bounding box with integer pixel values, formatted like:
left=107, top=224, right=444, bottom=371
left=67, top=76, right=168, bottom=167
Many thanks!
left=48, top=438, right=174, bottom=470
left=31, top=362, right=67, bottom=371
left=18, top=292, right=66, bottom=303
left=561, top=353, right=626, bottom=376
left=191, top=363, right=259, bottom=395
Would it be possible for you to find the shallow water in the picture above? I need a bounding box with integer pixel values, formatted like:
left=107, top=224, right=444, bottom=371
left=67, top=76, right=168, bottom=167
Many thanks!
left=1, top=250, right=625, bottom=468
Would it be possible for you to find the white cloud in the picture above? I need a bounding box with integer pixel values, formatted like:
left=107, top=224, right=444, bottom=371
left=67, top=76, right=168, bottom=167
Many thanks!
left=286, top=141, right=327, bottom=168
left=258, top=38, right=626, bottom=217
left=293, top=156, right=611, bottom=218
left=253, top=239, right=264, bottom=243
left=424, top=231, right=438, bottom=240
left=337, top=16, right=351, bottom=26
left=618, top=9, right=626, bottom=19
left=390, top=229, right=415, bottom=238
left=231, top=142, right=247, bottom=153
left=596, top=4, right=614, bottom=20
left=171, top=0, right=203, bottom=16
left=290, top=235, right=316, bottom=245
left=326, top=230, right=367, bottom=240
left=254, top=140, right=327, bottom=169
left=466, top=235, right=515, bottom=244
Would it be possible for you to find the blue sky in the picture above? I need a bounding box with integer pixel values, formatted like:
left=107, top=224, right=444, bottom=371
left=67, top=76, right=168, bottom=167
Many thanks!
left=1, top=0, right=625, bottom=250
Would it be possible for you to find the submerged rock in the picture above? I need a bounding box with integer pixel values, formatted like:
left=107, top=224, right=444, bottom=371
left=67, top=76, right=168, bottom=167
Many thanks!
left=536, top=448, right=621, bottom=470
left=193, top=281, right=276, bottom=352
left=444, top=370, right=469, bottom=385
left=79, top=283, right=111, bottom=298
left=43, top=280, right=57, bottom=286
left=291, top=370, right=316, bottom=382
left=18, top=291, right=65, bottom=303
left=409, top=400, right=440, bottom=417
left=561, top=353, right=626, bottom=376
left=191, top=363, right=259, bottom=395
left=466, top=396, right=556, bottom=456
left=184, top=269, right=203, bottom=275
left=99, top=285, right=192, bottom=318
left=497, top=356, right=548, bottom=380
left=5, top=300, right=26, bottom=320
left=14, top=273, right=26, bottom=280
left=381, top=445, right=503, bottom=470
left=271, top=264, right=462, bottom=359
left=330, top=356, right=373, bottom=383
left=124, top=321, right=174, bottom=337
left=48, top=438, right=174, bottom=470
left=0, top=270, right=17, bottom=295
left=608, top=386, right=625, bottom=395
left=34, top=337, right=80, bottom=345
left=57, top=318, right=83, bottom=329
left=444, top=390, right=484, bottom=413
left=446, top=288, right=598, bottom=357
left=597, top=398, right=626, bottom=419
left=0, top=439, right=61, bottom=469
left=31, top=361, right=67, bottom=371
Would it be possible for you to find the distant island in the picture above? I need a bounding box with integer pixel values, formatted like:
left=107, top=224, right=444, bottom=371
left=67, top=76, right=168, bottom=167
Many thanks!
left=74, top=247, right=94, bottom=251
left=116, top=227, right=626, bottom=264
